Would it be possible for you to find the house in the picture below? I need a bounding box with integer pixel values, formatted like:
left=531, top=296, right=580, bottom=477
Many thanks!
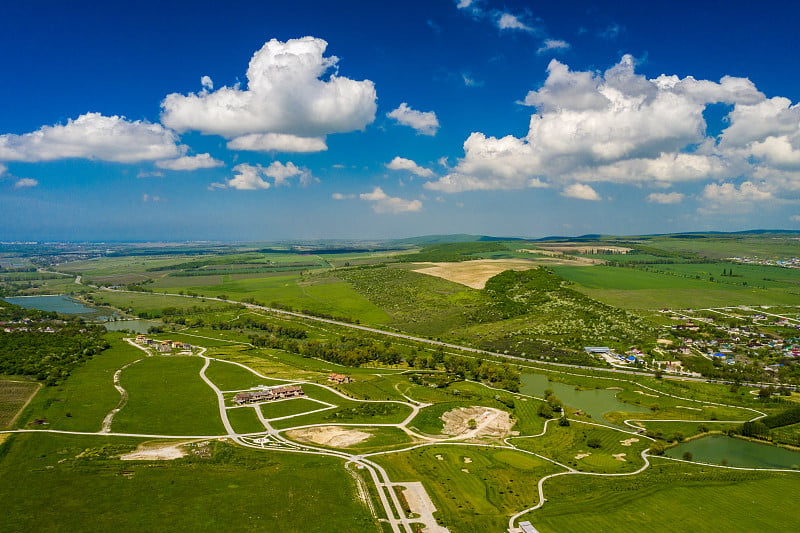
left=328, top=373, right=353, bottom=384
left=233, top=385, right=305, bottom=405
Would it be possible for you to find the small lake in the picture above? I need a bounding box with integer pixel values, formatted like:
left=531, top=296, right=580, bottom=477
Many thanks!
left=3, top=295, right=118, bottom=321
left=520, top=373, right=649, bottom=427
left=4, top=295, right=98, bottom=315
left=667, top=435, right=800, bottom=469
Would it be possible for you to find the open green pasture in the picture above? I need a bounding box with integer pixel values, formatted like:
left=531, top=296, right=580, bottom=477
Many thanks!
left=0, top=380, right=39, bottom=428
left=337, top=374, right=414, bottom=402
left=552, top=265, right=800, bottom=309
left=153, top=273, right=391, bottom=324
left=512, top=421, right=649, bottom=473
left=652, top=262, right=800, bottom=290
left=259, top=397, right=331, bottom=420
left=204, top=345, right=322, bottom=381
left=22, top=334, right=144, bottom=432
left=647, top=235, right=800, bottom=260
left=155, top=329, right=251, bottom=346
left=112, top=356, right=225, bottom=435
left=225, top=405, right=266, bottom=433
left=376, top=445, right=562, bottom=533
left=0, top=432, right=377, bottom=533
left=90, top=291, right=230, bottom=315
left=58, top=255, right=196, bottom=276
left=526, top=459, right=800, bottom=532
left=204, top=359, right=288, bottom=391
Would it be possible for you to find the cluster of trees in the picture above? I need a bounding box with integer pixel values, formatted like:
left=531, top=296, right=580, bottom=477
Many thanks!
left=324, top=402, right=401, bottom=420
left=212, top=316, right=307, bottom=338
left=395, top=241, right=508, bottom=263
left=249, top=331, right=521, bottom=392
left=0, top=313, right=108, bottom=385
left=536, top=388, right=564, bottom=418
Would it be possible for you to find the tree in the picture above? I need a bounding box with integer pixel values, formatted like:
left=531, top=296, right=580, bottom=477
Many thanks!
left=586, top=437, right=601, bottom=449
left=682, top=451, right=693, bottom=461
left=558, top=415, right=570, bottom=427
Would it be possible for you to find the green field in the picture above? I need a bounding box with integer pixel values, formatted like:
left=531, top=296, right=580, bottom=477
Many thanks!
left=527, top=459, right=800, bottom=532
left=376, top=445, right=562, bottom=533
left=21, top=334, right=145, bottom=432
left=0, top=432, right=378, bottom=533
left=112, top=356, right=226, bottom=435
left=0, top=380, right=39, bottom=428
left=225, top=405, right=266, bottom=434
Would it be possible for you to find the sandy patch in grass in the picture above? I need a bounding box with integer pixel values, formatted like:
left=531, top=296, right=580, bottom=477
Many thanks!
left=412, top=259, right=541, bottom=289
left=613, top=453, right=627, bottom=461
left=676, top=405, right=702, bottom=411
left=461, top=468, right=470, bottom=473
left=287, top=426, right=372, bottom=448
left=435, top=454, right=443, bottom=460
left=463, top=457, right=472, bottom=463
left=635, top=390, right=658, bottom=397
left=575, top=453, right=591, bottom=459
left=120, top=441, right=198, bottom=461
left=441, top=406, right=514, bottom=438
left=620, top=438, right=640, bottom=446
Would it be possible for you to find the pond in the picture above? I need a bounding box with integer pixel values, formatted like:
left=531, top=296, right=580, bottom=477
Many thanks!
left=4, top=295, right=99, bottom=315
left=520, top=373, right=649, bottom=427
left=667, top=435, right=800, bottom=469
left=3, top=295, right=118, bottom=321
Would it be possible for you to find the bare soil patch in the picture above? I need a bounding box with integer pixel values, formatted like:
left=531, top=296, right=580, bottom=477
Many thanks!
left=412, top=259, right=541, bottom=289
left=120, top=440, right=199, bottom=461
left=441, top=406, right=514, bottom=438
left=0, top=380, right=41, bottom=429
left=287, top=425, right=372, bottom=448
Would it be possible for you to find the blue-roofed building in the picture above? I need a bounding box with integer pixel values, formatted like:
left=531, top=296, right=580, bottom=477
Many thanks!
left=626, top=355, right=637, bottom=363
left=712, top=352, right=727, bottom=358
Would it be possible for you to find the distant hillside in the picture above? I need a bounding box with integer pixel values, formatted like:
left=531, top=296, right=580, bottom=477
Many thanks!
left=391, top=234, right=524, bottom=246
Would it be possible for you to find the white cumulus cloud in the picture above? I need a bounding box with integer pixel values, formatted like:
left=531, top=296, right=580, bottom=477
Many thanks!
left=701, top=181, right=773, bottom=211
left=386, top=157, right=435, bottom=178
left=223, top=161, right=312, bottom=190
left=156, top=153, right=224, bottom=171
left=161, top=37, right=377, bottom=141
left=497, top=13, right=532, bottom=31
left=0, top=113, right=180, bottom=163
left=13, top=177, right=38, bottom=189
left=537, top=39, right=570, bottom=55
left=386, top=103, right=440, bottom=136
left=359, top=187, right=422, bottom=214
left=227, top=133, right=327, bottom=153
left=647, top=192, right=685, bottom=204
left=562, top=183, right=600, bottom=201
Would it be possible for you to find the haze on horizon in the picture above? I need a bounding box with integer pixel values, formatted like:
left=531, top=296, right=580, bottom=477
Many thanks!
left=1, top=0, right=799, bottom=241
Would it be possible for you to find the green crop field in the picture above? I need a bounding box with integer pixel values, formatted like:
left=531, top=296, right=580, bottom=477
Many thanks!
left=22, top=334, right=145, bottom=432
left=0, top=380, right=39, bottom=428
left=0, top=432, right=377, bottom=533
left=376, top=445, right=562, bottom=533
left=112, top=356, right=226, bottom=435
left=527, top=459, right=800, bottom=532
left=512, top=421, right=649, bottom=473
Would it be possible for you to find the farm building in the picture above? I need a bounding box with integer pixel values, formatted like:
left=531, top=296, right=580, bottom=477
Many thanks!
left=328, top=373, right=353, bottom=384
left=584, top=347, right=611, bottom=354
left=234, top=385, right=305, bottom=405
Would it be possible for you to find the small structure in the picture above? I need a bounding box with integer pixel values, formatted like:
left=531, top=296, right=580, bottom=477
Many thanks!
left=519, top=521, right=539, bottom=533
left=234, top=385, right=305, bottom=405
left=328, top=373, right=353, bottom=384
left=584, top=347, right=611, bottom=354
left=135, top=335, right=147, bottom=344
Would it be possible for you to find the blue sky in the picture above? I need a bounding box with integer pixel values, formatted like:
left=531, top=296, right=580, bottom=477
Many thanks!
left=1, top=0, right=799, bottom=241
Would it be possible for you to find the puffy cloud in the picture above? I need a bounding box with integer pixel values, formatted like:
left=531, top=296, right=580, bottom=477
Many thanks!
left=222, top=161, right=312, bottom=190
left=386, top=157, right=434, bottom=178
left=432, top=54, right=800, bottom=209
left=226, top=163, right=271, bottom=190
left=562, top=183, right=600, bottom=201
left=227, top=133, right=327, bottom=153
left=701, top=181, right=773, bottom=210
left=0, top=113, right=180, bottom=163
left=537, top=39, right=570, bottom=55
left=0, top=163, right=6, bottom=177
left=425, top=132, right=545, bottom=192
left=647, top=192, right=685, bottom=204
left=200, top=75, right=213, bottom=90
left=359, top=187, right=422, bottom=214
left=497, top=13, right=532, bottom=31
left=456, top=0, right=473, bottom=8
left=386, top=103, right=440, bottom=136
left=13, top=177, right=38, bottom=189
left=156, top=153, right=224, bottom=171
left=161, top=37, right=377, bottom=140
left=332, top=192, right=355, bottom=200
